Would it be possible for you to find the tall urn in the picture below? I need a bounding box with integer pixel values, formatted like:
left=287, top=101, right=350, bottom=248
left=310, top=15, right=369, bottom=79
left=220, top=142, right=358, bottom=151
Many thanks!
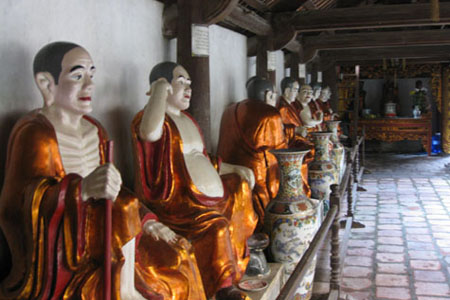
left=264, top=149, right=319, bottom=300
left=325, top=121, right=345, bottom=183
left=308, top=132, right=338, bottom=217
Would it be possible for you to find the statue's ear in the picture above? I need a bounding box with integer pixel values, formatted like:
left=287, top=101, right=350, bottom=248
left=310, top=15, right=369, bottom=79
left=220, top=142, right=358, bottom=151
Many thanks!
left=35, top=72, right=56, bottom=107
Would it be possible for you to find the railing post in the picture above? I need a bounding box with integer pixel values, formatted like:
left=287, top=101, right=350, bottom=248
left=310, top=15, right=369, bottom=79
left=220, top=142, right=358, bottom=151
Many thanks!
left=347, top=154, right=354, bottom=219
left=329, top=184, right=341, bottom=292
left=353, top=147, right=359, bottom=186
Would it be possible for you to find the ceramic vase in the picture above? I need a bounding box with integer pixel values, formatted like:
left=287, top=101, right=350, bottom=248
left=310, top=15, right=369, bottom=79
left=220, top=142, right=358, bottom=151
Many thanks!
left=264, top=149, right=319, bottom=300
left=308, top=132, right=338, bottom=218
left=413, top=105, right=421, bottom=118
left=326, top=121, right=345, bottom=183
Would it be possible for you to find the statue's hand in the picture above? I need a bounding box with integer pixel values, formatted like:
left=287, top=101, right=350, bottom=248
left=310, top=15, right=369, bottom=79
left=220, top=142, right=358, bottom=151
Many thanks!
left=317, top=111, right=324, bottom=121
left=233, top=165, right=255, bottom=189
left=148, top=77, right=173, bottom=98
left=297, top=126, right=308, bottom=138
left=143, top=219, right=178, bottom=244
left=219, top=162, right=255, bottom=189
left=81, top=163, right=122, bottom=202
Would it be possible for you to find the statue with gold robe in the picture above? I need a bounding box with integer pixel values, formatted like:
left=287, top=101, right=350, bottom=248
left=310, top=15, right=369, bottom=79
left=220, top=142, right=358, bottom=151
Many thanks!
left=217, top=77, right=287, bottom=227
left=293, top=84, right=324, bottom=137
left=0, top=42, right=205, bottom=300
left=132, top=62, right=257, bottom=300
left=276, top=77, right=314, bottom=197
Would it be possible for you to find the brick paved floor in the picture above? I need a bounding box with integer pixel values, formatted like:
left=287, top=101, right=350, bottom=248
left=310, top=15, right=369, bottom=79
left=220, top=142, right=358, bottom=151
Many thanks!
left=342, top=153, right=450, bottom=300
left=315, top=153, right=450, bottom=300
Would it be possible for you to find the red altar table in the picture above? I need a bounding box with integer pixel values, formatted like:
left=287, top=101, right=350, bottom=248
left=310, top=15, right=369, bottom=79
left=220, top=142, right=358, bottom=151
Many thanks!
left=356, top=117, right=432, bottom=155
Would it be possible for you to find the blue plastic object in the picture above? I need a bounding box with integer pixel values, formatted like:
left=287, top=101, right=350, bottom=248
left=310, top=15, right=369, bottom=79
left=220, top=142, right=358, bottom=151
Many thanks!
left=431, top=133, right=442, bottom=154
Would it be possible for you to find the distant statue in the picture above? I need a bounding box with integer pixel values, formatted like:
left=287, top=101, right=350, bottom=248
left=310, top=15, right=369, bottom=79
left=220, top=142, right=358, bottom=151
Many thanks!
left=410, top=80, right=431, bottom=115
left=293, top=84, right=323, bottom=137
left=317, top=86, right=338, bottom=121
left=131, top=62, right=257, bottom=300
left=217, top=77, right=287, bottom=227
left=0, top=42, right=205, bottom=300
left=276, top=77, right=314, bottom=197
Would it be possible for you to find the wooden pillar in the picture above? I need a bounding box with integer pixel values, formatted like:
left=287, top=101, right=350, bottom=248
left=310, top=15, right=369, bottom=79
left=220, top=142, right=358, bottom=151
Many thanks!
left=256, top=36, right=268, bottom=79
left=311, top=61, right=319, bottom=85
left=290, top=52, right=300, bottom=82
left=177, top=0, right=211, bottom=149
left=442, top=66, right=450, bottom=153
left=322, top=59, right=338, bottom=112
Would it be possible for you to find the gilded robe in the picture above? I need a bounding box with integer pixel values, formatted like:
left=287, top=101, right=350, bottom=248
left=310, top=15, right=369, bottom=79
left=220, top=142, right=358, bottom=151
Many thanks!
left=132, top=111, right=257, bottom=298
left=0, top=111, right=203, bottom=300
left=276, top=97, right=314, bottom=197
left=217, top=99, right=287, bottom=225
left=318, top=100, right=333, bottom=122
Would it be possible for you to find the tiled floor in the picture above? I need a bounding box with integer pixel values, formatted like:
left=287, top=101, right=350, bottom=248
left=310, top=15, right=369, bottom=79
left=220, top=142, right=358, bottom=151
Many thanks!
left=316, top=153, right=450, bottom=300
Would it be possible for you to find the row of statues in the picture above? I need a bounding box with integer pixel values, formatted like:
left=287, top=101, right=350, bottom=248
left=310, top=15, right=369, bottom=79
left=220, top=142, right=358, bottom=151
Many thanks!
left=0, top=42, right=338, bottom=300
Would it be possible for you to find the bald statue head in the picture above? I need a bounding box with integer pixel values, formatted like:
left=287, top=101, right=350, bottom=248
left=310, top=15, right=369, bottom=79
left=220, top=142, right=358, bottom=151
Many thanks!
left=33, top=41, right=81, bottom=85
left=149, top=61, right=192, bottom=112
left=297, top=84, right=314, bottom=105
left=319, top=86, right=331, bottom=102
left=33, top=42, right=96, bottom=114
left=247, top=77, right=276, bottom=106
left=280, top=77, right=299, bottom=103
left=149, top=61, right=179, bottom=85
left=312, top=83, right=322, bottom=100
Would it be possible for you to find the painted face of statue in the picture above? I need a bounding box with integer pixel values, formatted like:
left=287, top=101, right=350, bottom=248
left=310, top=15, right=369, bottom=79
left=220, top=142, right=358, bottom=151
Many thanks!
left=265, top=89, right=277, bottom=107
left=320, top=88, right=331, bottom=102
left=285, top=81, right=299, bottom=103
left=52, top=47, right=96, bottom=115
left=298, top=85, right=313, bottom=105
left=167, top=65, right=192, bottom=111
left=313, top=86, right=322, bottom=100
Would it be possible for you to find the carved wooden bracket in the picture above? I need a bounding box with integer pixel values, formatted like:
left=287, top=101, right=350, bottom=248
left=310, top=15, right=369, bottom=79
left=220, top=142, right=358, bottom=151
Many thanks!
left=205, top=0, right=239, bottom=25
left=163, top=0, right=239, bottom=38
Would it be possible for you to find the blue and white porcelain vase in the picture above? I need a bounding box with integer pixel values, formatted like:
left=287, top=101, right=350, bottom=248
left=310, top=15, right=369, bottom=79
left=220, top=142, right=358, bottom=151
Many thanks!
left=264, top=149, right=319, bottom=300
left=326, top=121, right=345, bottom=183
left=308, top=132, right=338, bottom=218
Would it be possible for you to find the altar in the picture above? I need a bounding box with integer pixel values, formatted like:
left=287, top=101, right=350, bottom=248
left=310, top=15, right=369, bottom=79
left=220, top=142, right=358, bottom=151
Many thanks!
left=357, top=117, right=432, bottom=155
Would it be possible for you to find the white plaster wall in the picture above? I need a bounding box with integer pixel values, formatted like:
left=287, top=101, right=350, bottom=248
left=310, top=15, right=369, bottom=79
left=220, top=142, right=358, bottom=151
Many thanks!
left=209, top=25, right=248, bottom=152
left=274, top=50, right=285, bottom=93
left=0, top=0, right=167, bottom=187
left=246, top=50, right=285, bottom=94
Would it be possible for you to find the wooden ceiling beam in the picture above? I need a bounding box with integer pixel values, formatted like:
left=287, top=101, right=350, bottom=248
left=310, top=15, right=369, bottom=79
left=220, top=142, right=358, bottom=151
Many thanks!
left=320, top=46, right=450, bottom=63
left=287, top=3, right=450, bottom=32
left=225, top=5, right=272, bottom=36
left=304, top=29, right=450, bottom=51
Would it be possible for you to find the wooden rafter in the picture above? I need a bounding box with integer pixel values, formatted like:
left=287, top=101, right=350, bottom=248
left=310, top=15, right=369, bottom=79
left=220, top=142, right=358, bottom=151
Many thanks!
left=287, top=3, right=450, bottom=32
left=304, top=29, right=450, bottom=51
left=320, top=46, right=450, bottom=63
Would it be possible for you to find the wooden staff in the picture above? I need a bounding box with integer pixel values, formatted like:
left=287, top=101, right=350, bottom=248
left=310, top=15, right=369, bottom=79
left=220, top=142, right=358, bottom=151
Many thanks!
left=104, top=140, right=114, bottom=300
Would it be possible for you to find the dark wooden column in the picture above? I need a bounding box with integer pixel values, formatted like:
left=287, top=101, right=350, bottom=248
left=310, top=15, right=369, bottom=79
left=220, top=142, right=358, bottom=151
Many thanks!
left=256, top=36, right=269, bottom=80
left=321, top=59, right=339, bottom=112
left=290, top=52, right=300, bottom=82
left=177, top=0, right=211, bottom=149
left=442, top=65, right=450, bottom=153
left=311, top=61, right=319, bottom=85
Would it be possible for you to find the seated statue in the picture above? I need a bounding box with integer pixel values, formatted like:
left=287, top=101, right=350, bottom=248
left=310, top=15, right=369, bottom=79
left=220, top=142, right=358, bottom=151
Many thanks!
left=131, top=62, right=257, bottom=300
left=0, top=42, right=205, bottom=300
left=276, top=77, right=314, bottom=197
left=317, top=86, right=339, bottom=130
left=293, top=84, right=324, bottom=137
left=217, top=77, right=287, bottom=227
